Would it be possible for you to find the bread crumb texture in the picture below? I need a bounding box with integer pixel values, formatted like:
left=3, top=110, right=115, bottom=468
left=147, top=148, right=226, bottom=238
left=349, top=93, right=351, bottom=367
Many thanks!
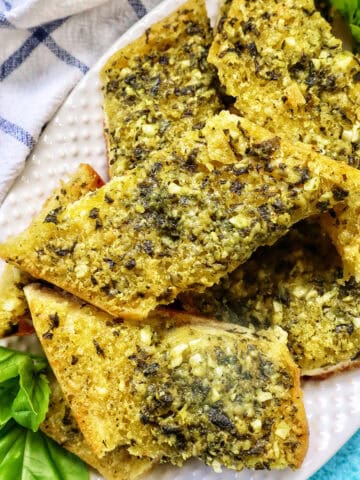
left=41, top=377, right=153, bottom=480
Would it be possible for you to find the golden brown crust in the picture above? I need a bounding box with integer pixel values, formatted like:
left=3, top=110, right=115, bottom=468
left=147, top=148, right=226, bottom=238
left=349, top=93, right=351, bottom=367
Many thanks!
left=303, top=360, right=360, bottom=380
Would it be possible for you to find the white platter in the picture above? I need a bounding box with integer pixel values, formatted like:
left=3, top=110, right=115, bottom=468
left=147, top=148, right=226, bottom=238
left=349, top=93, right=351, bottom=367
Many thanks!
left=0, top=1, right=359, bottom=479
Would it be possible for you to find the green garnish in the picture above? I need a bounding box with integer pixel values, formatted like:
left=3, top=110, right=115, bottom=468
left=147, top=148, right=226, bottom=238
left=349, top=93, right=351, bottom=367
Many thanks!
left=329, top=0, right=360, bottom=43
left=0, top=347, right=50, bottom=431
left=0, top=421, right=89, bottom=480
left=0, top=347, right=88, bottom=479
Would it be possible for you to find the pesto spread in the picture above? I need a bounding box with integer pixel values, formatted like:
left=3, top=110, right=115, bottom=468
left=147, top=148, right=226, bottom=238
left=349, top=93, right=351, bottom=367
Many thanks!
left=0, top=112, right=352, bottom=319
left=128, top=323, right=305, bottom=471
left=101, top=0, right=222, bottom=177
left=182, top=221, right=360, bottom=373
left=27, top=284, right=307, bottom=472
left=209, top=0, right=360, bottom=167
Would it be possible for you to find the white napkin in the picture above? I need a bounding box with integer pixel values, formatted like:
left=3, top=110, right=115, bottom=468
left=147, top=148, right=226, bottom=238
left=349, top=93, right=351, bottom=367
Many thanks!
left=0, top=0, right=162, bottom=204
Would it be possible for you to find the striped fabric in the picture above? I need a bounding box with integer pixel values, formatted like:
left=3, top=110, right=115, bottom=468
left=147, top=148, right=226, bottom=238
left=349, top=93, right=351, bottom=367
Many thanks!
left=0, top=0, right=161, bottom=203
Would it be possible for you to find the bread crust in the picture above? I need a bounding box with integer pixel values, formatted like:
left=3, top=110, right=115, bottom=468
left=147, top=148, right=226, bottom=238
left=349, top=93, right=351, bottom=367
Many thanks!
left=303, top=359, right=360, bottom=380
left=41, top=377, right=154, bottom=480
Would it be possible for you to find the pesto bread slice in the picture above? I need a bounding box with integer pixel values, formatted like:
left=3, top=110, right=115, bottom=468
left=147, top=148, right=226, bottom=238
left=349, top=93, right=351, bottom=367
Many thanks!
left=0, top=265, right=33, bottom=337
left=0, top=164, right=104, bottom=338
left=209, top=0, right=360, bottom=168
left=26, top=283, right=308, bottom=471
left=2, top=112, right=360, bottom=319
left=208, top=0, right=360, bottom=278
left=180, top=221, right=360, bottom=376
left=100, top=0, right=222, bottom=177
left=41, top=377, right=154, bottom=480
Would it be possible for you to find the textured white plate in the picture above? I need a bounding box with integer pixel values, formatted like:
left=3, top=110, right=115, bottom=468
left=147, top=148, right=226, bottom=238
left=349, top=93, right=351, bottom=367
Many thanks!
left=0, top=1, right=359, bottom=479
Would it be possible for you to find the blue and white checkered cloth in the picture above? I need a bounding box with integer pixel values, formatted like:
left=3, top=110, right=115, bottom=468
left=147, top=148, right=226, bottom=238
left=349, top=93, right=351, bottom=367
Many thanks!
left=0, top=0, right=359, bottom=478
left=0, top=0, right=161, bottom=203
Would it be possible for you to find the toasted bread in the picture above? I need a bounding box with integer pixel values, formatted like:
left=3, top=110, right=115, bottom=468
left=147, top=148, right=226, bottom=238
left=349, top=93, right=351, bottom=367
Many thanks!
left=0, top=265, right=33, bottom=337
left=209, top=0, right=359, bottom=167
left=320, top=201, right=360, bottom=280
left=101, top=0, right=222, bottom=177
left=2, top=112, right=360, bottom=319
left=181, top=221, right=360, bottom=376
left=41, top=377, right=153, bottom=480
left=208, top=0, right=360, bottom=277
left=0, top=164, right=104, bottom=338
left=26, top=283, right=308, bottom=471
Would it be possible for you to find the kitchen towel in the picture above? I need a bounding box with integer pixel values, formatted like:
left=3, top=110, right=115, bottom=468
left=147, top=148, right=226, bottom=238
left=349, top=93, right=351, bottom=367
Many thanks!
left=0, top=1, right=359, bottom=479
left=0, top=0, right=162, bottom=203
left=310, top=429, right=360, bottom=480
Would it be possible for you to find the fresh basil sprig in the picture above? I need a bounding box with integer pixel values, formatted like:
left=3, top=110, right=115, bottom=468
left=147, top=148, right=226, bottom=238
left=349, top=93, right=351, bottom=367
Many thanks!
left=0, top=421, right=89, bottom=480
left=329, top=0, right=360, bottom=43
left=0, top=347, right=89, bottom=480
left=0, top=346, right=50, bottom=431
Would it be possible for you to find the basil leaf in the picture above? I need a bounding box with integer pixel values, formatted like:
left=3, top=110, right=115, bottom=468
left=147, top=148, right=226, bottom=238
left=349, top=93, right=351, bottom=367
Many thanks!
left=350, top=22, right=360, bottom=41
left=0, top=347, right=50, bottom=431
left=0, top=347, right=48, bottom=382
left=329, top=0, right=360, bottom=44
left=0, top=421, right=89, bottom=480
left=12, top=366, right=50, bottom=432
left=331, top=0, right=358, bottom=19
left=0, top=379, right=19, bottom=427
left=0, top=421, right=24, bottom=479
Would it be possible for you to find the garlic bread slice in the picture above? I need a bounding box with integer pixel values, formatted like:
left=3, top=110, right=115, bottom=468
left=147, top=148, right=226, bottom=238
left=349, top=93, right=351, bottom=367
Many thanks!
left=181, top=221, right=360, bottom=376
left=101, top=0, right=222, bottom=177
left=2, top=112, right=360, bottom=319
left=0, top=164, right=103, bottom=338
left=208, top=0, right=360, bottom=278
left=26, top=283, right=308, bottom=472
